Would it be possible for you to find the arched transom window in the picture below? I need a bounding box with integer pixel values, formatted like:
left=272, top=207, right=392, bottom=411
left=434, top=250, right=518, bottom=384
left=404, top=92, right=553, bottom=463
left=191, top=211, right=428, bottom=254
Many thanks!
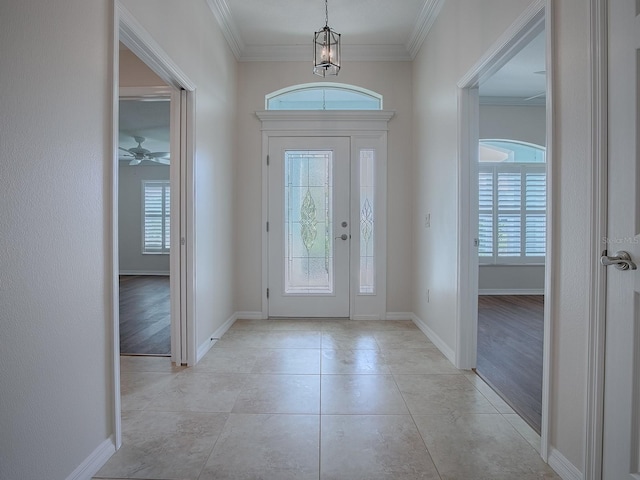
left=266, top=83, right=383, bottom=110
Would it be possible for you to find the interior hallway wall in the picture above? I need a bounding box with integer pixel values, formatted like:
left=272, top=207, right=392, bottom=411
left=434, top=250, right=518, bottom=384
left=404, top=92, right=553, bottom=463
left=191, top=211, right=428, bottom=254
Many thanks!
left=120, top=0, right=239, bottom=350
left=0, top=1, right=112, bottom=478
left=235, top=61, right=414, bottom=315
left=412, top=0, right=593, bottom=472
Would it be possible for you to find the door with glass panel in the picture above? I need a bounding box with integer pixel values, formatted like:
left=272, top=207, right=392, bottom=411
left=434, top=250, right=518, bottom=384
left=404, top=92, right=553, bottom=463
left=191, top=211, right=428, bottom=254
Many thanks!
left=268, top=137, right=350, bottom=317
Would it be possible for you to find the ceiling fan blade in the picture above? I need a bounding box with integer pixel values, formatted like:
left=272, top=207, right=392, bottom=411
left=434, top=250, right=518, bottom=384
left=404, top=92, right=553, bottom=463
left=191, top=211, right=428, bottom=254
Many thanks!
left=129, top=158, right=142, bottom=166
left=150, top=157, right=170, bottom=165
left=149, top=152, right=170, bottom=158
left=524, top=92, right=546, bottom=101
left=119, top=146, right=131, bottom=153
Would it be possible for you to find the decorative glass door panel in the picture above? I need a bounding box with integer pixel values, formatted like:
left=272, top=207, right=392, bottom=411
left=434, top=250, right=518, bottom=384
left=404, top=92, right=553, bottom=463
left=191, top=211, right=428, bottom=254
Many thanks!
left=268, top=137, right=350, bottom=317
left=284, top=151, right=334, bottom=294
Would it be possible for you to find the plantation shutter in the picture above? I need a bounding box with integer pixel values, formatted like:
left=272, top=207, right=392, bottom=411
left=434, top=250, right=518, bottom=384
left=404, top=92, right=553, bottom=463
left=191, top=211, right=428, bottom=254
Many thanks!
left=478, top=165, right=545, bottom=264
left=143, top=181, right=170, bottom=253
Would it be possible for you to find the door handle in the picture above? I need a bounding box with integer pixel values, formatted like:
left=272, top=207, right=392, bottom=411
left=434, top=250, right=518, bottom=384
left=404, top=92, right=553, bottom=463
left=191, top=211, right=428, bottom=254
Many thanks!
left=335, top=234, right=349, bottom=241
left=600, top=250, right=637, bottom=270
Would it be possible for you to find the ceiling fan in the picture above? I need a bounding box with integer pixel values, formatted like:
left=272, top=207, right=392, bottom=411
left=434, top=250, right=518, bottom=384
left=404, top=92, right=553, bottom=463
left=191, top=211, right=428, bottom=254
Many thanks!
left=119, top=136, right=170, bottom=165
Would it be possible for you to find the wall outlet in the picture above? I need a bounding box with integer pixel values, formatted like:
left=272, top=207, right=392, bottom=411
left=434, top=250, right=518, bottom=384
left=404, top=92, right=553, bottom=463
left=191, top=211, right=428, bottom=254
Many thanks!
left=425, top=213, right=431, bottom=228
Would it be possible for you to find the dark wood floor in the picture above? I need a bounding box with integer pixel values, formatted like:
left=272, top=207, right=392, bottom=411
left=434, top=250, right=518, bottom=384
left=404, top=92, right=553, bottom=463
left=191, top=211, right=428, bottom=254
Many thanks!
left=119, top=275, right=170, bottom=356
left=476, top=295, right=543, bottom=433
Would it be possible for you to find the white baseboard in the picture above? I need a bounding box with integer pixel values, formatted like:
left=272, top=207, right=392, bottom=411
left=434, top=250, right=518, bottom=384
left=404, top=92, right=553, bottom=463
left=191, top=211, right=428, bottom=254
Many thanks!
left=386, top=312, right=413, bottom=320
left=352, top=314, right=383, bottom=320
left=479, top=288, right=544, bottom=295
left=65, top=437, right=115, bottom=480
left=235, top=311, right=264, bottom=320
left=196, top=312, right=238, bottom=363
left=411, top=313, right=456, bottom=365
left=548, top=447, right=583, bottom=480
left=119, top=271, right=170, bottom=276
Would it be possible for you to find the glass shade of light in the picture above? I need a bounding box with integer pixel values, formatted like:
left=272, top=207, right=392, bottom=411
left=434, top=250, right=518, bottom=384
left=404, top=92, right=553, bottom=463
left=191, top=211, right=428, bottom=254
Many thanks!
left=313, top=26, right=341, bottom=77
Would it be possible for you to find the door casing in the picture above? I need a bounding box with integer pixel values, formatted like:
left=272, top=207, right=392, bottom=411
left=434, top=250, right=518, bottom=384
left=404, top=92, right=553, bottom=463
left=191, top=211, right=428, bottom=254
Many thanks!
left=456, top=0, right=553, bottom=461
left=112, top=1, right=197, bottom=450
left=257, top=111, right=394, bottom=320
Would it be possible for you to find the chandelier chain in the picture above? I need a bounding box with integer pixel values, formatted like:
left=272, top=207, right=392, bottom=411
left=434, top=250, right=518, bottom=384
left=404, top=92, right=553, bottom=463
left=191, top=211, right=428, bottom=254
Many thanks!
left=325, top=0, right=329, bottom=27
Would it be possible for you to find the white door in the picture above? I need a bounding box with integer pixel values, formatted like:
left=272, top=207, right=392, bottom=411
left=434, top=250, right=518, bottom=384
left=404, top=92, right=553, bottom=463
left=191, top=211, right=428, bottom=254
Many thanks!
left=268, top=137, right=351, bottom=317
left=602, top=0, right=640, bottom=477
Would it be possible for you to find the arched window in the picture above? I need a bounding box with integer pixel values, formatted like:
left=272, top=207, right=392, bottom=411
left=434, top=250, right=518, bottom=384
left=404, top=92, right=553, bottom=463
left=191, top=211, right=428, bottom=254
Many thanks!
left=266, top=83, right=382, bottom=110
left=478, top=140, right=546, bottom=264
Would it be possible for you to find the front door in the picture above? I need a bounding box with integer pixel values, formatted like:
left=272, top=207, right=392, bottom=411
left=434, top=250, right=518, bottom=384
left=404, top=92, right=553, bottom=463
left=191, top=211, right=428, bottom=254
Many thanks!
left=602, top=0, right=640, bottom=477
left=268, top=137, right=351, bottom=317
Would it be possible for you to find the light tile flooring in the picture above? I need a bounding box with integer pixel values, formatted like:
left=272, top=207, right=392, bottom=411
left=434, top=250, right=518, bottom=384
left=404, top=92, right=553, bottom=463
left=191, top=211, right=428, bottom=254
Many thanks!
left=95, top=318, right=559, bottom=480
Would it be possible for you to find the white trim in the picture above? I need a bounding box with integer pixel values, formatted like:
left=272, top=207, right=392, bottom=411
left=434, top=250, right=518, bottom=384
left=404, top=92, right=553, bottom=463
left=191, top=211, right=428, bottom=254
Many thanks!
left=456, top=0, right=553, bottom=463
left=65, top=437, right=115, bottom=480
left=411, top=313, right=456, bottom=366
left=196, top=312, right=238, bottom=363
left=352, top=314, right=384, bottom=321
left=111, top=1, right=123, bottom=450
left=406, top=0, right=447, bottom=59
left=457, top=0, right=545, bottom=89
left=255, top=110, right=395, bottom=132
left=117, top=4, right=195, bottom=91
left=548, top=447, right=584, bottom=480
left=119, top=271, right=170, bottom=276
left=204, top=0, right=243, bottom=60
left=385, top=312, right=414, bottom=320
left=540, top=1, right=555, bottom=462
left=236, top=311, right=265, bottom=320
left=456, top=86, right=479, bottom=371
left=117, top=85, right=173, bottom=98
left=584, top=0, right=608, bottom=478
left=114, top=0, right=198, bottom=448
left=479, top=288, right=545, bottom=295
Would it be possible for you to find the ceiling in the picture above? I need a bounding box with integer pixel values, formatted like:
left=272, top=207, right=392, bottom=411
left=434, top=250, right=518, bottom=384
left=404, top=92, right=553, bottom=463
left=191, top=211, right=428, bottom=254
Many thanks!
left=118, top=2, right=546, bottom=152
left=119, top=98, right=170, bottom=165
left=479, top=30, right=546, bottom=104
left=207, top=0, right=444, bottom=61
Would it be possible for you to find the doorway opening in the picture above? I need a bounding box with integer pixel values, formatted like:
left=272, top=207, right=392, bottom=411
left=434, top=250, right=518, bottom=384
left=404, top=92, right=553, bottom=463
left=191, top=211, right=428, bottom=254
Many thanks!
left=456, top=0, right=553, bottom=460
left=112, top=2, right=197, bottom=448
left=118, top=82, right=172, bottom=356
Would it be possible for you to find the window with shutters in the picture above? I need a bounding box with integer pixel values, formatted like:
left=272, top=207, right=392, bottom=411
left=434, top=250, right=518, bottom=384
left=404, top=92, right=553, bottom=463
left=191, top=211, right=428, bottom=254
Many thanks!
left=142, top=180, right=170, bottom=254
left=478, top=140, right=546, bottom=264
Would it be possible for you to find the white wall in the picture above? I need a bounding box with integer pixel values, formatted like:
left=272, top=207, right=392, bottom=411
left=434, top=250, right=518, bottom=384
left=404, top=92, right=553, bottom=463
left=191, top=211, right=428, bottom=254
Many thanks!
left=235, top=61, right=414, bottom=315
left=119, top=48, right=165, bottom=87
left=479, top=264, right=545, bottom=293
left=413, top=0, right=593, bottom=472
left=479, top=104, right=546, bottom=292
left=0, top=1, right=112, bottom=478
left=0, top=0, right=238, bottom=477
left=120, top=0, right=239, bottom=349
left=118, top=165, right=170, bottom=274
left=480, top=104, right=546, bottom=146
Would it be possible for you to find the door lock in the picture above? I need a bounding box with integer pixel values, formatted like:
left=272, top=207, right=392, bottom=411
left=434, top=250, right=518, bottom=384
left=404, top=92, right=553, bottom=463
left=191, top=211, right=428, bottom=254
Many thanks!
left=335, top=234, right=349, bottom=241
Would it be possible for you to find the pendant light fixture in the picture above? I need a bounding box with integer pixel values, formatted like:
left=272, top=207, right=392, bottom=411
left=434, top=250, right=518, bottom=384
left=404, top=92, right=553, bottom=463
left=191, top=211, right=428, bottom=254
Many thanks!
left=313, top=0, right=341, bottom=77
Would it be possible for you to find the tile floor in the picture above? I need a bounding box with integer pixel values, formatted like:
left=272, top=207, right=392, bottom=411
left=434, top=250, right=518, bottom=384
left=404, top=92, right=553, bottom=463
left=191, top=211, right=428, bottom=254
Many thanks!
left=95, top=318, right=559, bottom=480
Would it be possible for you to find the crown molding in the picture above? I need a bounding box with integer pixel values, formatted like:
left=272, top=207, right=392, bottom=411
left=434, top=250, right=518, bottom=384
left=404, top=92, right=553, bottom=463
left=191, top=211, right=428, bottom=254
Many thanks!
left=207, top=0, right=443, bottom=62
left=205, top=0, right=244, bottom=60
left=239, top=43, right=412, bottom=62
left=406, top=0, right=447, bottom=59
